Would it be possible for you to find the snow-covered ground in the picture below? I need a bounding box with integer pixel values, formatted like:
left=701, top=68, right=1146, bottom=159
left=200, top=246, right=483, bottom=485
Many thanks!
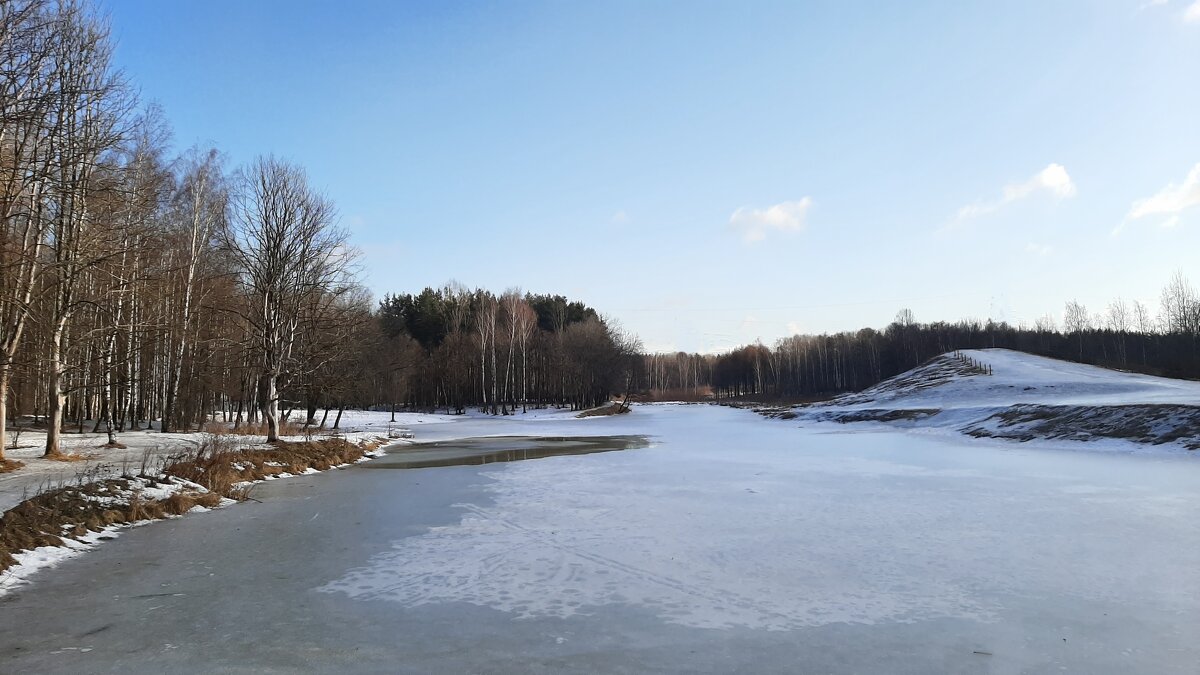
left=799, top=349, right=1200, bottom=453
left=836, top=348, right=1200, bottom=409
left=0, top=409, right=502, bottom=514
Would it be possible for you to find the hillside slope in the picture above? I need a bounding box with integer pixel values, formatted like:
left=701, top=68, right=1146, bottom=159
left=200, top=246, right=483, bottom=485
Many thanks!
left=804, top=349, right=1200, bottom=452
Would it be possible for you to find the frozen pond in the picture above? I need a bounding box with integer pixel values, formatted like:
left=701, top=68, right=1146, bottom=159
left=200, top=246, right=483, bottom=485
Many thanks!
left=1, top=405, right=1198, bottom=673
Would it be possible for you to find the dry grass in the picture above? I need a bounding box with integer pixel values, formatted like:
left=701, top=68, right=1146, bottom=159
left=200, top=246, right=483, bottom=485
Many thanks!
left=576, top=403, right=632, bottom=418
left=0, top=476, right=218, bottom=574
left=162, top=435, right=378, bottom=497
left=0, top=458, right=25, bottom=473
left=0, top=433, right=382, bottom=576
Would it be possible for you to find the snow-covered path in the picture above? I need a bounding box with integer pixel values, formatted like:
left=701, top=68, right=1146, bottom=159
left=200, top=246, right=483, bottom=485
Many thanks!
left=1, top=404, right=1197, bottom=674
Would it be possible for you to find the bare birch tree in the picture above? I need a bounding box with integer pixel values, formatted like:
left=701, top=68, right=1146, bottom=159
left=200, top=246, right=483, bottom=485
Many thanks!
left=41, top=0, right=127, bottom=456
left=0, top=0, right=56, bottom=458
left=161, top=147, right=225, bottom=432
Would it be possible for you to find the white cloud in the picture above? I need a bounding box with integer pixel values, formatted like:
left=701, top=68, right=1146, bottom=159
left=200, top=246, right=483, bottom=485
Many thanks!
left=1006, top=163, right=1077, bottom=200
left=1025, top=242, right=1053, bottom=256
left=729, top=198, right=813, bottom=242
left=1127, top=163, right=1200, bottom=220
left=1140, top=0, right=1200, bottom=21
left=610, top=210, right=629, bottom=225
left=954, top=163, right=1077, bottom=222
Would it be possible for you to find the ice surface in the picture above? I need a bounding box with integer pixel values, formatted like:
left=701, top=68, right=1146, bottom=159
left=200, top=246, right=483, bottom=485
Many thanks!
left=320, top=405, right=1200, bottom=641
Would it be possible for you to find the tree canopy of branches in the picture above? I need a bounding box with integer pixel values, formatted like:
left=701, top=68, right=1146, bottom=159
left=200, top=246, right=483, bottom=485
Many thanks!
left=0, top=1, right=377, bottom=454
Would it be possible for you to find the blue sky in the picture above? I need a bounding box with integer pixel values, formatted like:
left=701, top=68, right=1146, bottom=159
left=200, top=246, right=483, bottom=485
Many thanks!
left=105, top=0, right=1200, bottom=352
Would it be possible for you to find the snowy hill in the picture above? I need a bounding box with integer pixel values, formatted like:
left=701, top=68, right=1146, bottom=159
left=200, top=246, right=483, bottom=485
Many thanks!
left=807, top=349, right=1200, bottom=452
left=836, top=349, right=1200, bottom=410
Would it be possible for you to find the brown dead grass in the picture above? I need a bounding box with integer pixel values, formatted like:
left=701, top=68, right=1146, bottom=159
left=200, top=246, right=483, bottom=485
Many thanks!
left=0, top=458, right=24, bottom=473
left=0, top=476, right=219, bottom=574
left=576, top=403, right=631, bottom=418
left=162, top=436, right=379, bottom=497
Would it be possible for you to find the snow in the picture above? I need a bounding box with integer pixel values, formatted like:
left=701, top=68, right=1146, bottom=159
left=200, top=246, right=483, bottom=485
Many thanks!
left=0, top=423, right=394, bottom=515
left=803, top=349, right=1200, bottom=453
left=837, top=348, right=1200, bottom=410
left=0, top=474, right=228, bottom=597
left=0, top=525, right=134, bottom=597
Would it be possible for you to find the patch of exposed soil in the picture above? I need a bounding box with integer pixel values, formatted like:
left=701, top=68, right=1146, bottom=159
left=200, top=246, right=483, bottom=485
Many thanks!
left=832, top=354, right=987, bottom=407
left=816, top=408, right=941, bottom=424
left=964, top=404, right=1200, bottom=450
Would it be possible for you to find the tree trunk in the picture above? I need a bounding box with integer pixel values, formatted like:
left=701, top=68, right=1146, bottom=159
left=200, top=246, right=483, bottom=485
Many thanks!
left=0, top=366, right=9, bottom=461
left=45, top=322, right=66, bottom=457
left=260, top=373, right=279, bottom=442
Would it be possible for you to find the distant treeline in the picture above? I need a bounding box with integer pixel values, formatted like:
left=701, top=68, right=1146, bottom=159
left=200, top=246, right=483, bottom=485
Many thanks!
left=640, top=273, right=1200, bottom=400
left=373, top=286, right=640, bottom=414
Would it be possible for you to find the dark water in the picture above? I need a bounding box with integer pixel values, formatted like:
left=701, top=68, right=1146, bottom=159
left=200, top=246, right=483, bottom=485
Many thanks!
left=365, top=435, right=650, bottom=469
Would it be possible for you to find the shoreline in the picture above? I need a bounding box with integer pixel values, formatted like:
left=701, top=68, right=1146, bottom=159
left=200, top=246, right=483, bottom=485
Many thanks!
left=0, top=433, right=393, bottom=597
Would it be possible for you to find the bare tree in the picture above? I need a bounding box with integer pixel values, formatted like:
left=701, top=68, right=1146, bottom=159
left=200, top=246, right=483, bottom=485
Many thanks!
left=1107, top=298, right=1130, bottom=365
left=41, top=0, right=128, bottom=456
left=1063, top=300, right=1088, bottom=360
left=223, top=156, right=351, bottom=442
left=0, top=0, right=56, bottom=458
left=1160, top=271, right=1199, bottom=336
left=512, top=295, right=536, bottom=412
left=474, top=292, right=498, bottom=414
left=161, top=146, right=225, bottom=432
